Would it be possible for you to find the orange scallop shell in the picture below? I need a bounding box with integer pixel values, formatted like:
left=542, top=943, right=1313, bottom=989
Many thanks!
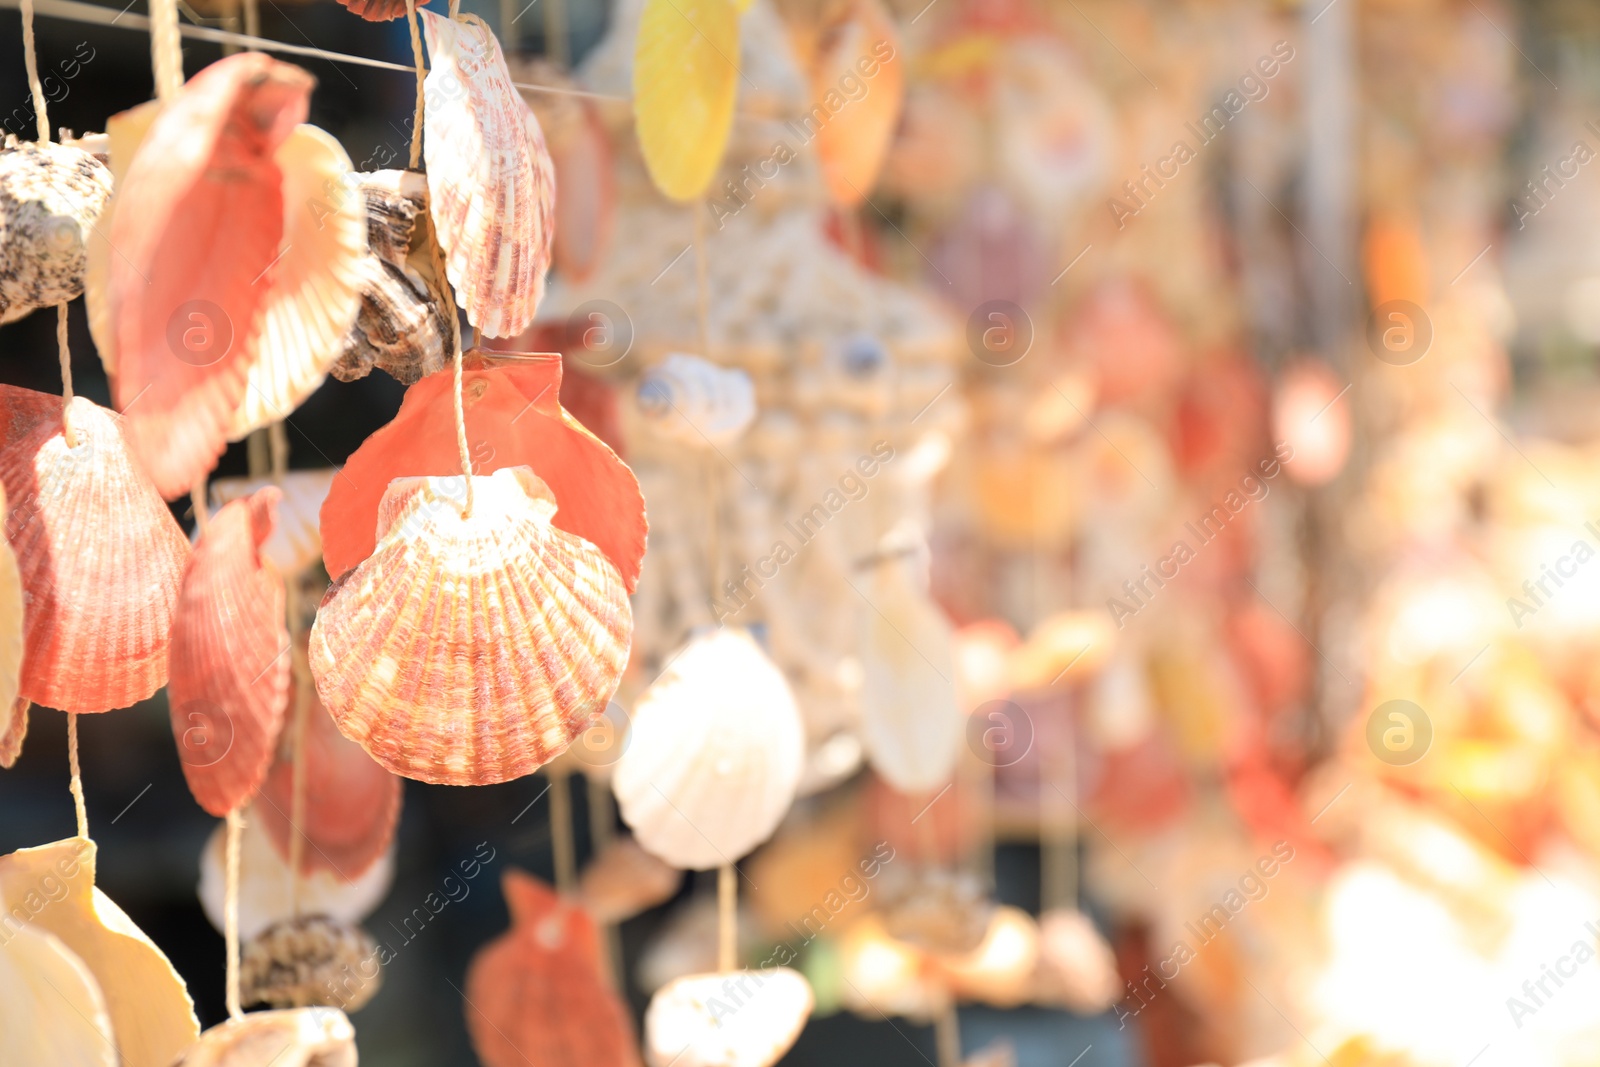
left=464, top=868, right=642, bottom=1067
left=169, top=488, right=290, bottom=816
left=334, top=0, right=407, bottom=19
left=319, top=353, right=646, bottom=591
left=542, top=91, right=614, bottom=284
left=310, top=468, right=632, bottom=786
left=106, top=53, right=312, bottom=499
left=813, top=0, right=905, bottom=207
left=0, top=388, right=190, bottom=713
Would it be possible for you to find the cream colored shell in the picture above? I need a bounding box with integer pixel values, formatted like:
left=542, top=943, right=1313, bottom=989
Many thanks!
left=644, top=968, right=813, bottom=1067
left=0, top=923, right=116, bottom=1067
left=172, top=1008, right=356, bottom=1067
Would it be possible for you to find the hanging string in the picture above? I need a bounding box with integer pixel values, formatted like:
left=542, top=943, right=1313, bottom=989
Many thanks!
left=717, top=862, right=737, bottom=973
left=548, top=764, right=576, bottom=896
left=447, top=0, right=458, bottom=21
left=449, top=311, right=473, bottom=515
left=241, top=0, right=257, bottom=45
left=149, top=0, right=183, bottom=101
left=543, top=0, right=567, bottom=68
left=66, top=714, right=88, bottom=839
left=404, top=0, right=425, bottom=169
left=191, top=481, right=209, bottom=535
left=224, top=807, right=244, bottom=1020
left=934, top=1001, right=962, bottom=1067
left=692, top=204, right=712, bottom=361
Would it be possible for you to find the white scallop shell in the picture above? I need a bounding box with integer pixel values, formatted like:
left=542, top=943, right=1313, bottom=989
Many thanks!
left=644, top=968, right=813, bottom=1067
left=209, top=469, right=338, bottom=575
left=613, top=628, right=803, bottom=870
left=636, top=353, right=756, bottom=449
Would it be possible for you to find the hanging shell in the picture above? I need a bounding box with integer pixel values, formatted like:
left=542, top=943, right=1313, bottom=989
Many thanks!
left=172, top=1008, right=356, bottom=1067
left=526, top=65, right=615, bottom=284
left=320, top=354, right=646, bottom=591
left=1033, top=908, right=1120, bottom=1014
left=240, top=915, right=382, bottom=1012
left=464, top=869, right=642, bottom=1067
left=333, top=0, right=407, bottom=19
left=169, top=488, right=289, bottom=816
left=210, top=469, right=338, bottom=575
left=837, top=914, right=948, bottom=1022
left=644, top=968, right=814, bottom=1067
left=105, top=53, right=312, bottom=499
left=0, top=838, right=200, bottom=1067
left=84, top=99, right=160, bottom=374
left=579, top=835, right=683, bottom=925
left=0, top=388, right=190, bottom=713
left=811, top=0, right=904, bottom=207
left=331, top=169, right=451, bottom=386
left=421, top=11, right=555, bottom=337
left=0, top=699, right=23, bottom=767
left=633, top=0, right=739, bottom=201
left=0, top=921, right=117, bottom=1066
left=613, top=627, right=805, bottom=870
left=879, top=869, right=993, bottom=955
left=0, top=484, right=24, bottom=756
left=932, top=905, right=1040, bottom=1008
left=635, top=354, right=757, bottom=449
left=0, top=138, right=112, bottom=324
left=310, top=468, right=632, bottom=785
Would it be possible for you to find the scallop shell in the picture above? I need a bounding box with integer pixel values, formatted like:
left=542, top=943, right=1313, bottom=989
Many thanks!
left=0, top=837, right=201, bottom=1067
left=0, top=484, right=24, bottom=748
left=228, top=125, right=366, bottom=438
left=1033, top=908, right=1120, bottom=1014
left=332, top=169, right=450, bottom=385
left=310, top=468, right=632, bottom=786
left=636, top=354, right=757, bottom=449
left=633, top=0, right=739, bottom=201
left=169, top=488, right=290, bottom=816
left=105, top=53, right=312, bottom=499
left=0, top=698, right=24, bottom=767
left=172, top=1008, right=356, bottom=1067
left=579, top=835, right=682, bottom=925
left=932, top=906, right=1039, bottom=1008
left=320, top=354, right=646, bottom=591
left=240, top=915, right=382, bottom=1012
left=421, top=11, right=555, bottom=337
left=334, top=0, right=407, bottom=19
left=644, top=968, right=813, bottom=1067
left=0, top=138, right=112, bottom=325
left=464, top=869, right=642, bottom=1067
left=210, top=469, right=337, bottom=575
left=0, top=922, right=117, bottom=1067
left=613, top=628, right=804, bottom=870
left=812, top=0, right=904, bottom=207
left=0, top=388, right=191, bottom=713
left=84, top=99, right=161, bottom=374
left=521, top=62, right=615, bottom=284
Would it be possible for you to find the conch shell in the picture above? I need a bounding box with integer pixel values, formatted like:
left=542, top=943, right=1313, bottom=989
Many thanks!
left=310, top=468, right=632, bottom=785
left=0, top=138, right=112, bottom=324
left=614, top=628, right=804, bottom=870
left=644, top=968, right=813, bottom=1067
left=579, top=835, right=682, bottom=925
left=0, top=922, right=116, bottom=1066
left=240, top=915, right=381, bottom=1012
left=635, top=353, right=756, bottom=449
left=172, top=1008, right=356, bottom=1067
left=0, top=388, right=190, bottom=713
left=210, top=469, right=338, bottom=575
left=421, top=11, right=555, bottom=337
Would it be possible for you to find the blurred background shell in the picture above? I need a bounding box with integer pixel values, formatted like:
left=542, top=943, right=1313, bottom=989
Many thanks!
left=0, top=139, right=111, bottom=325
left=240, top=915, right=381, bottom=1012
left=635, top=353, right=757, bottom=448
left=172, top=1007, right=356, bottom=1067
left=644, top=967, right=814, bottom=1067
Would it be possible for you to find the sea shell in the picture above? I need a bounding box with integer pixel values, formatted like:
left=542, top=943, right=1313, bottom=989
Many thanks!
left=421, top=11, right=555, bottom=337
left=84, top=99, right=161, bottom=374
left=0, top=484, right=24, bottom=747
left=331, top=169, right=450, bottom=386
left=211, top=469, right=338, bottom=575
left=320, top=354, right=646, bottom=591
left=1033, top=908, right=1120, bottom=1014
left=633, top=0, right=738, bottom=200
left=310, top=468, right=632, bottom=786
left=526, top=66, right=614, bottom=284
left=0, top=138, right=112, bottom=325
left=240, top=915, right=382, bottom=1012
left=334, top=0, right=407, bottom=19
left=811, top=0, right=904, bottom=207
left=1009, top=610, right=1116, bottom=691
left=0, top=388, right=190, bottom=713
left=199, top=809, right=396, bottom=940
left=933, top=906, right=1039, bottom=1008
left=579, top=835, right=683, bottom=925
left=0, top=922, right=116, bottom=1067
left=836, top=915, right=948, bottom=1021
left=0, top=698, right=24, bottom=767
left=169, top=488, right=289, bottom=816
left=613, top=627, right=804, bottom=870
left=636, top=354, right=757, bottom=449
left=105, top=53, right=312, bottom=499
left=228, top=125, right=366, bottom=438
left=0, top=837, right=200, bottom=1067
left=879, top=869, right=993, bottom=955
left=464, top=869, right=641, bottom=1067
left=172, top=1008, right=356, bottom=1067
left=644, top=968, right=814, bottom=1067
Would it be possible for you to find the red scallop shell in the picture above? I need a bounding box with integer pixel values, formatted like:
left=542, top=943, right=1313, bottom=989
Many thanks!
left=319, top=353, right=646, bottom=591
left=333, top=0, right=408, bottom=20
left=169, top=488, right=290, bottom=816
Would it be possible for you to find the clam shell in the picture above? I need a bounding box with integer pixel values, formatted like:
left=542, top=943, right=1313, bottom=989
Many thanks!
left=0, top=139, right=112, bottom=325
left=240, top=915, right=382, bottom=1012
left=84, top=99, right=161, bottom=375
left=613, top=628, right=804, bottom=870
left=169, top=488, right=290, bottom=816
left=811, top=0, right=904, bottom=207
left=310, top=468, right=632, bottom=786
left=172, top=1008, right=356, bottom=1067
left=644, top=968, right=813, bottom=1067
left=636, top=354, right=756, bottom=449
left=632, top=0, right=739, bottom=201
left=105, top=54, right=312, bottom=499
left=320, top=355, right=646, bottom=591
left=464, top=869, right=641, bottom=1067
left=0, top=922, right=117, bottom=1067
left=579, top=835, right=682, bottom=925
left=0, top=389, right=190, bottom=713
left=210, top=469, right=338, bottom=575
left=421, top=12, right=555, bottom=337
left=228, top=125, right=366, bottom=438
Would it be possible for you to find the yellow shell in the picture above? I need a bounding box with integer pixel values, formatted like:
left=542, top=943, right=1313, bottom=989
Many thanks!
left=632, top=0, right=740, bottom=201
left=644, top=968, right=813, bottom=1067
left=309, top=467, right=631, bottom=785
left=0, top=923, right=116, bottom=1066
left=172, top=1008, right=356, bottom=1067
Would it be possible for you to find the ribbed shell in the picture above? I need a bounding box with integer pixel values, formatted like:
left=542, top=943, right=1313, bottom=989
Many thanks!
left=613, top=628, right=804, bottom=870
left=0, top=922, right=116, bottom=1067
left=644, top=968, right=813, bottom=1067
left=169, top=488, right=289, bottom=816
left=0, top=389, right=190, bottom=713
left=240, top=916, right=381, bottom=1012
left=0, top=139, right=112, bottom=325
left=172, top=1009, right=356, bottom=1067
left=84, top=100, right=161, bottom=375
left=310, top=468, right=631, bottom=786
left=636, top=354, right=756, bottom=449
left=421, top=12, right=555, bottom=338
left=210, top=469, right=337, bottom=575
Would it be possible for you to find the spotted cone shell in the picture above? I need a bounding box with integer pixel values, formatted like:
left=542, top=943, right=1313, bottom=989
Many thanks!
left=172, top=1008, right=356, bottom=1067
left=0, top=388, right=190, bottom=713
left=421, top=11, right=555, bottom=337
left=169, top=488, right=290, bottom=816
left=240, top=915, right=382, bottom=1012
left=0, top=138, right=112, bottom=325
left=310, top=467, right=631, bottom=785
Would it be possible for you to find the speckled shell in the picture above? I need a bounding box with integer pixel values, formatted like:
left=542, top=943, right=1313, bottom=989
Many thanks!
left=579, top=835, right=682, bottom=925
left=172, top=1008, right=356, bottom=1067
left=310, top=468, right=632, bottom=786
left=169, top=488, right=289, bottom=816
left=0, top=139, right=112, bottom=325
left=0, top=389, right=190, bottom=713
left=210, top=469, right=337, bottom=575
left=635, top=354, right=756, bottom=449
left=613, top=628, right=804, bottom=870
left=241, top=915, right=382, bottom=1012
left=0, top=923, right=116, bottom=1067
left=0, top=484, right=24, bottom=751
left=421, top=12, right=555, bottom=337
left=644, top=968, right=813, bottom=1067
